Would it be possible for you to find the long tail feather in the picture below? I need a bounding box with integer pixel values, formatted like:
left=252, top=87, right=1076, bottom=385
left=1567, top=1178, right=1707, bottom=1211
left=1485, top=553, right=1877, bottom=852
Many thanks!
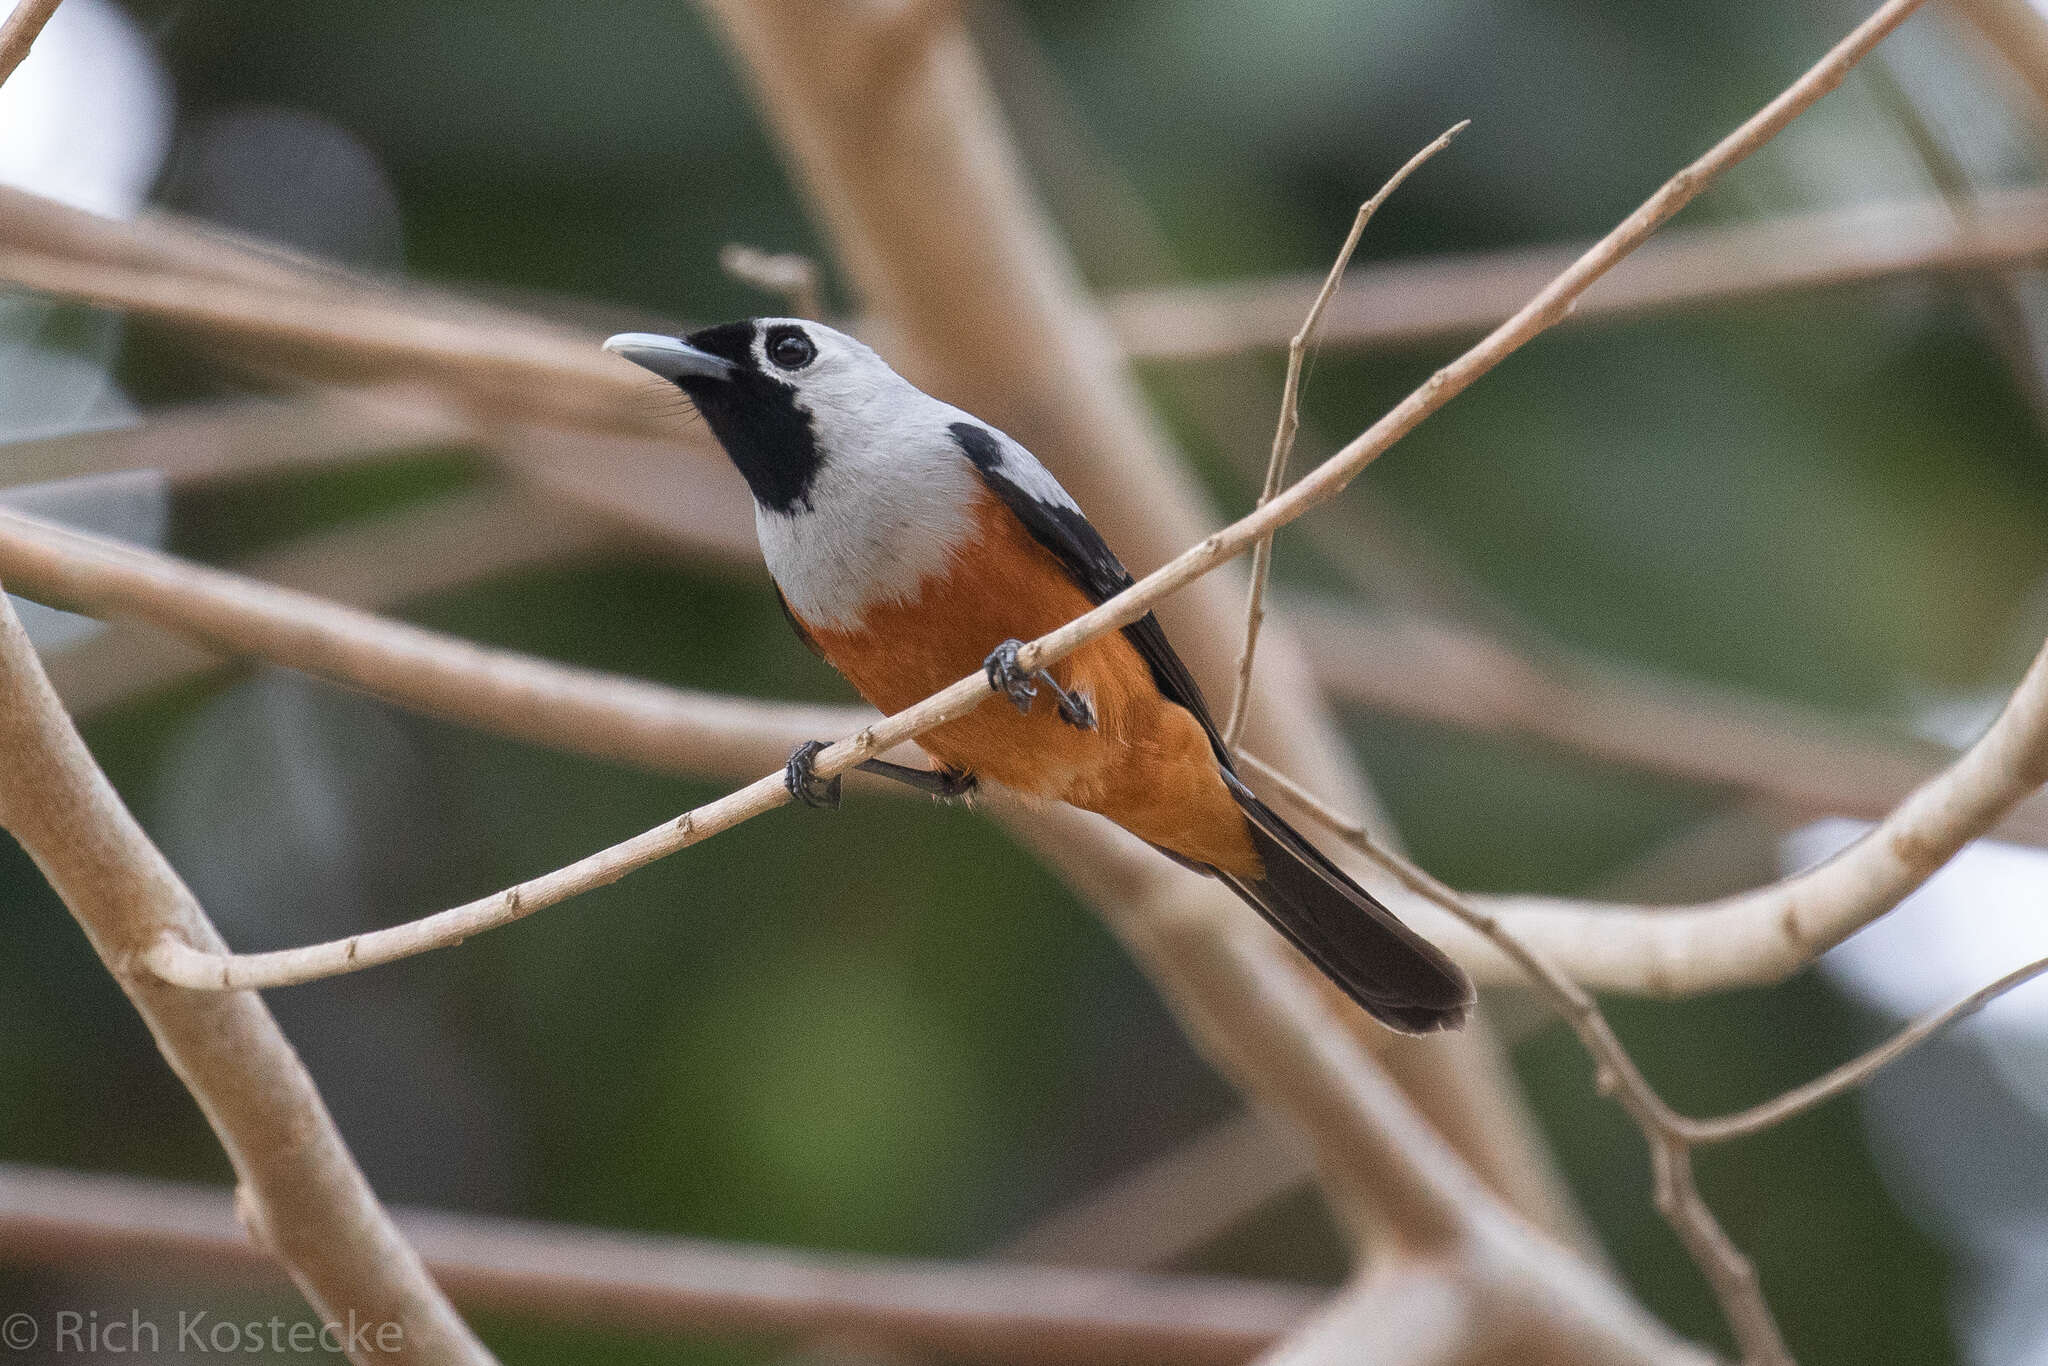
left=1216, top=771, right=1473, bottom=1034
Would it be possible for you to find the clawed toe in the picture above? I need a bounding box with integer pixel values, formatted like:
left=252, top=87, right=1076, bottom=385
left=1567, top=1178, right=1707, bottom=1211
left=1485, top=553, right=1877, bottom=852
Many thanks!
left=982, top=639, right=1096, bottom=731
left=984, top=639, right=1038, bottom=715
left=784, top=740, right=843, bottom=810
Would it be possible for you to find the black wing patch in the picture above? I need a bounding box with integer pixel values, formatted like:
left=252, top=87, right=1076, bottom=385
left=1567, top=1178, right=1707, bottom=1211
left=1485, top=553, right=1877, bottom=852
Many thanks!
left=949, top=421, right=1229, bottom=761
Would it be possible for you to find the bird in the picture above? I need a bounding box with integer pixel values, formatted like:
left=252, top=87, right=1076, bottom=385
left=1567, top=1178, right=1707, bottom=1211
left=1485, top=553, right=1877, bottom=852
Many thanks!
left=604, top=318, right=1473, bottom=1033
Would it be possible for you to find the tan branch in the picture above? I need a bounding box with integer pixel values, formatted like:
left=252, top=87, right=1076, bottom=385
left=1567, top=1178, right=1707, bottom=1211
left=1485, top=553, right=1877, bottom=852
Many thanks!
left=0, top=594, right=491, bottom=1364
left=0, top=0, right=61, bottom=87
left=1223, top=122, right=1467, bottom=751
left=0, top=1163, right=1311, bottom=1366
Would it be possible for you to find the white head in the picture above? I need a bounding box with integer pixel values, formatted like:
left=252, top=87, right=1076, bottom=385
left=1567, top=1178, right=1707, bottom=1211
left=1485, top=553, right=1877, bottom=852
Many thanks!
left=604, top=318, right=988, bottom=629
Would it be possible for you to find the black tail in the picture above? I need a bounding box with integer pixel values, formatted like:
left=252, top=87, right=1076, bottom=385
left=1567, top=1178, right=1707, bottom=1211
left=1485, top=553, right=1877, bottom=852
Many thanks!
left=1214, top=771, right=1473, bottom=1034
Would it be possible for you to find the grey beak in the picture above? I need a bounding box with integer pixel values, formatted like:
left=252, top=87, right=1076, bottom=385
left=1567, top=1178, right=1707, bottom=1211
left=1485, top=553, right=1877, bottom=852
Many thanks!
left=603, top=332, right=737, bottom=382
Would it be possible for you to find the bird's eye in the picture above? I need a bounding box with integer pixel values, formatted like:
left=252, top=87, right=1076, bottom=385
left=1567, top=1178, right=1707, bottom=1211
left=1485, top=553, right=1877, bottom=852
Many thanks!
left=767, top=328, right=815, bottom=371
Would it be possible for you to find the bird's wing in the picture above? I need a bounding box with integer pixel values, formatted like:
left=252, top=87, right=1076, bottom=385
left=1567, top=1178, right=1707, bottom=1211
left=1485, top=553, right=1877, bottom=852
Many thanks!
left=948, top=421, right=1228, bottom=759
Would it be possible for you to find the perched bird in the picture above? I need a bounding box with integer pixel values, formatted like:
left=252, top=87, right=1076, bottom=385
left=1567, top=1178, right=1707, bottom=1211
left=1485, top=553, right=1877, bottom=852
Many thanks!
left=605, top=319, right=1472, bottom=1033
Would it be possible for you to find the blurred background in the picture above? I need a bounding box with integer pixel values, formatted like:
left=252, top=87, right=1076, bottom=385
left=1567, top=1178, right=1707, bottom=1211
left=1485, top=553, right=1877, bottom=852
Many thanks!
left=4, top=0, right=2048, bottom=1362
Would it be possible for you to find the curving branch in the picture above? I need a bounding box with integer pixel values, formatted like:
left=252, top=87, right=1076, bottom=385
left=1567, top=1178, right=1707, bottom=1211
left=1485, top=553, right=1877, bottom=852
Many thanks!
left=0, top=592, right=493, bottom=1365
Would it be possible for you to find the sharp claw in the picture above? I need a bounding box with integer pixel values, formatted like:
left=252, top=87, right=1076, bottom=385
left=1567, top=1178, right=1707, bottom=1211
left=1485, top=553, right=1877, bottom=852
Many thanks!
left=984, top=639, right=1038, bottom=715
left=784, top=740, right=843, bottom=810
left=1058, top=693, right=1096, bottom=730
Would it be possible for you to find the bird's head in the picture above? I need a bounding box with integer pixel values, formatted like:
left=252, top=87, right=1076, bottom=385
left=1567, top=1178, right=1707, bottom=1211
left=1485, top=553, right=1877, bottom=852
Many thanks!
left=605, top=318, right=929, bottom=516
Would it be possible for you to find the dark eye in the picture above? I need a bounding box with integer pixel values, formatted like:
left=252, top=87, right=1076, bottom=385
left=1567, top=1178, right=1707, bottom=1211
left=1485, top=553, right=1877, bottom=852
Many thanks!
left=767, top=328, right=815, bottom=370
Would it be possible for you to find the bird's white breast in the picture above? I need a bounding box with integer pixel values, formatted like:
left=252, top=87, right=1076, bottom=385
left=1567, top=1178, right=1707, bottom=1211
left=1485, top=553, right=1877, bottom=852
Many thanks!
left=754, top=402, right=983, bottom=631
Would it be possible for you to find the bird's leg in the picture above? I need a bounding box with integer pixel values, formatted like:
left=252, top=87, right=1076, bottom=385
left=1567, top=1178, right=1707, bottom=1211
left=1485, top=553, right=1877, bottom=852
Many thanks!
left=983, top=639, right=1096, bottom=730
left=783, top=740, right=843, bottom=809
left=786, top=743, right=976, bottom=808
left=856, top=759, right=977, bottom=802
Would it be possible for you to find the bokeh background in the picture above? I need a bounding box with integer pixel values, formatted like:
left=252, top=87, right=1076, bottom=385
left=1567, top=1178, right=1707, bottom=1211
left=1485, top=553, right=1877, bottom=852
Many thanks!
left=5, top=1, right=2048, bottom=1362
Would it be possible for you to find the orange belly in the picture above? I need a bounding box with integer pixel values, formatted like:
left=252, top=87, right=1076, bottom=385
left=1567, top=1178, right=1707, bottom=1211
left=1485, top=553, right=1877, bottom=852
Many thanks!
left=797, top=491, right=1260, bottom=879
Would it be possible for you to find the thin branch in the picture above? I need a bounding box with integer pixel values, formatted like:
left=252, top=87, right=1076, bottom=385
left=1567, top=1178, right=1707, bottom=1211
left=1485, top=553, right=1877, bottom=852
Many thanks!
left=1679, top=952, right=2048, bottom=1144
left=0, top=594, right=493, bottom=1365
left=720, top=242, right=824, bottom=319
left=1222, top=121, right=1466, bottom=751
left=0, top=1163, right=1313, bottom=1366
left=0, top=0, right=61, bottom=87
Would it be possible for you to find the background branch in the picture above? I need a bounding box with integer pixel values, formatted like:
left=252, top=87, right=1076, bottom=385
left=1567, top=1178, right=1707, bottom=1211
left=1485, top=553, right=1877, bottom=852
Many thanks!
left=0, top=592, right=492, bottom=1364
left=0, top=1163, right=1310, bottom=1366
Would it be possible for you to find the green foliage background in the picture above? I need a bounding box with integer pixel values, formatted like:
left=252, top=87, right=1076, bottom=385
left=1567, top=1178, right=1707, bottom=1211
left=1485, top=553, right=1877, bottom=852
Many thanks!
left=7, top=2, right=2047, bottom=1362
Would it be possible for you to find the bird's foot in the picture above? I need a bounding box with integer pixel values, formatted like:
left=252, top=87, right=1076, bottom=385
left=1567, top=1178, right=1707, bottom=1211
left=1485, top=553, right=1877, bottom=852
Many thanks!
left=982, top=639, right=1096, bottom=730
left=784, top=740, right=844, bottom=810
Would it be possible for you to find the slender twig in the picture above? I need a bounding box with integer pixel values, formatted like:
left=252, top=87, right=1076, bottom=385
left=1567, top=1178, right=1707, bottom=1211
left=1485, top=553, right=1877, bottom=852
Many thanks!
left=0, top=0, right=61, bottom=87
left=1221, top=121, right=1466, bottom=751
left=1678, top=953, right=2048, bottom=1144
left=719, top=243, right=824, bottom=319
left=0, top=1163, right=1313, bottom=1366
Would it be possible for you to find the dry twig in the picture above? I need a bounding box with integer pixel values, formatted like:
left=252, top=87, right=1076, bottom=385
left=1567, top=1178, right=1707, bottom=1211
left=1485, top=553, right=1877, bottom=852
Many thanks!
left=1221, top=121, right=1466, bottom=751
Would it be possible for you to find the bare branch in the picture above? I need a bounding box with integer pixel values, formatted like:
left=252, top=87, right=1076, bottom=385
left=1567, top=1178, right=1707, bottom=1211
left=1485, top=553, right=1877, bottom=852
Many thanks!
left=0, top=594, right=492, bottom=1365
left=0, top=1162, right=1313, bottom=1366
left=0, top=0, right=61, bottom=87
left=1222, top=121, right=1467, bottom=751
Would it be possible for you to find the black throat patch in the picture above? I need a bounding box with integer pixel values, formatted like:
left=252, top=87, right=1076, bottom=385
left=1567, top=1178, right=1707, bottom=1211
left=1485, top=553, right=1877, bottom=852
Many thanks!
left=673, top=320, right=823, bottom=515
